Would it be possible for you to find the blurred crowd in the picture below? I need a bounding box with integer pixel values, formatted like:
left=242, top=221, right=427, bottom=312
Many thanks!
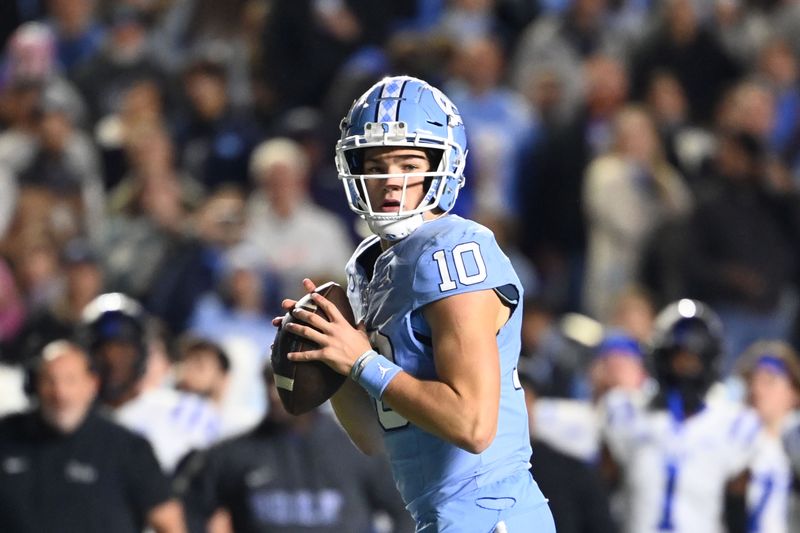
left=1, top=0, right=800, bottom=531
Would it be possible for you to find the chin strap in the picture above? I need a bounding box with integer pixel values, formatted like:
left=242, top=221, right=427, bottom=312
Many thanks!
left=367, top=213, right=425, bottom=241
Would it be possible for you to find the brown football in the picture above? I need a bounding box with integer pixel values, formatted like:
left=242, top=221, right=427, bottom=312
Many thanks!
left=271, top=281, right=355, bottom=415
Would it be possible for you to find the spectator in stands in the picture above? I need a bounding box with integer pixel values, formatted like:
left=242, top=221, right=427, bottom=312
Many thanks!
left=177, top=364, right=414, bottom=533
left=630, top=0, right=742, bottom=125
left=99, top=154, right=184, bottom=299
left=258, top=0, right=390, bottom=113
left=582, top=105, right=692, bottom=321
left=173, top=56, right=262, bottom=191
left=14, top=81, right=105, bottom=240
left=13, top=230, right=65, bottom=313
left=754, top=39, right=800, bottom=159
left=11, top=238, right=104, bottom=365
left=46, top=0, right=105, bottom=77
left=241, top=137, right=353, bottom=297
left=146, top=0, right=256, bottom=109
left=73, top=5, right=169, bottom=127
left=682, top=130, right=800, bottom=370
left=520, top=54, right=629, bottom=312
left=175, top=336, right=259, bottom=438
left=80, top=292, right=221, bottom=473
left=510, top=0, right=628, bottom=120
left=93, top=78, right=168, bottom=190
left=446, top=35, right=538, bottom=219
left=0, top=21, right=87, bottom=130
left=643, top=69, right=715, bottom=182
left=0, top=340, right=185, bottom=532
left=188, top=244, right=277, bottom=424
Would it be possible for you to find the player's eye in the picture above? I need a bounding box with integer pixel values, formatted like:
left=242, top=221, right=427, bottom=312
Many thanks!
left=364, top=164, right=384, bottom=174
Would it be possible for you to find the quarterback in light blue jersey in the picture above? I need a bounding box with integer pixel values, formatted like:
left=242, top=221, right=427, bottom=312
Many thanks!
left=278, top=76, right=555, bottom=532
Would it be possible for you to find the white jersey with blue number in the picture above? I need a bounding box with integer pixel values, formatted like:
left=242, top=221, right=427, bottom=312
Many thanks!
left=747, top=431, right=793, bottom=533
left=345, top=215, right=535, bottom=517
left=602, top=389, right=762, bottom=533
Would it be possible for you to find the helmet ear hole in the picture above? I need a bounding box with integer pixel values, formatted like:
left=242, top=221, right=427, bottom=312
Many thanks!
left=424, top=148, right=443, bottom=171
left=346, top=149, right=364, bottom=174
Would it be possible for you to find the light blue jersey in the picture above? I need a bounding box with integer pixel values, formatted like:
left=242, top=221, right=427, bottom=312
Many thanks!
left=345, top=215, right=541, bottom=521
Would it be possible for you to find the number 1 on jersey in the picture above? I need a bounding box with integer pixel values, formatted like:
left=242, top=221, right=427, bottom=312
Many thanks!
left=658, top=462, right=678, bottom=531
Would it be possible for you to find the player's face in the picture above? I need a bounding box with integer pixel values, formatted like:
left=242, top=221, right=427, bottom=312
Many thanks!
left=362, top=147, right=431, bottom=214
left=749, top=368, right=798, bottom=424
left=591, top=352, right=646, bottom=397
left=95, top=340, right=141, bottom=391
left=668, top=349, right=704, bottom=378
left=38, top=348, right=98, bottom=433
left=176, top=350, right=225, bottom=398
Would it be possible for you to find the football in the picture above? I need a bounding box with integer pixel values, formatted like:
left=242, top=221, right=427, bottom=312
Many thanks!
left=271, top=281, right=355, bottom=415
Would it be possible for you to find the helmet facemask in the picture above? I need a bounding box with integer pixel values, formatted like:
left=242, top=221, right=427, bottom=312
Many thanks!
left=335, top=77, right=468, bottom=241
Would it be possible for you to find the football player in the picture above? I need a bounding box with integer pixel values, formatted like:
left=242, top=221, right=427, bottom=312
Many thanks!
left=80, top=293, right=221, bottom=472
left=276, top=76, right=555, bottom=532
left=736, top=340, right=800, bottom=533
left=601, top=299, right=762, bottom=533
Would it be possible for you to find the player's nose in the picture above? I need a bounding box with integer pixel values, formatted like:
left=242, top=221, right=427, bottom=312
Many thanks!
left=381, top=175, right=405, bottom=191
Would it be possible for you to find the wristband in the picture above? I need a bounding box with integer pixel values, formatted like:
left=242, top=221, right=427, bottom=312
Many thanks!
left=351, top=349, right=402, bottom=400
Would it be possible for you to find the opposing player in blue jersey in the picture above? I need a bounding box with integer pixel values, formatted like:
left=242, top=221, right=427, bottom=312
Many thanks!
left=276, top=76, right=555, bottom=532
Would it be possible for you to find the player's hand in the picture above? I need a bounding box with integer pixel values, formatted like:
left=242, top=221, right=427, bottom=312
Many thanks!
left=271, top=278, right=318, bottom=328
left=284, top=289, right=371, bottom=376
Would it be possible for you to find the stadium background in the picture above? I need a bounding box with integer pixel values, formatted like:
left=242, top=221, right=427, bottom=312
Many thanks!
left=0, top=0, right=799, bottom=531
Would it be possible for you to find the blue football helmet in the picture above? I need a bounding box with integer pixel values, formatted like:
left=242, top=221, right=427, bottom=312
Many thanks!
left=335, top=76, right=468, bottom=240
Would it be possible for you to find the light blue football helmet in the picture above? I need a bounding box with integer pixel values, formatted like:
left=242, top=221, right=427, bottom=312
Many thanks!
left=335, top=76, right=468, bottom=241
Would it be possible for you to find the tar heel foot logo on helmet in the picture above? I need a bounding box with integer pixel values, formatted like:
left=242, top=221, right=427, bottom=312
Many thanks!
left=335, top=75, right=468, bottom=241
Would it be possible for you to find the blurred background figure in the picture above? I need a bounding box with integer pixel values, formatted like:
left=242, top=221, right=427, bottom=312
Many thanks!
left=602, top=299, right=762, bottom=533
left=446, top=35, right=538, bottom=219
left=525, top=329, right=650, bottom=468
left=173, top=55, right=262, bottom=192
left=0, top=340, right=185, bottom=532
left=187, top=244, right=277, bottom=425
left=521, top=367, right=618, bottom=533
left=681, top=130, right=800, bottom=372
left=79, top=292, right=220, bottom=473
left=734, top=340, right=800, bottom=533
left=11, top=237, right=104, bottom=366
left=520, top=53, right=630, bottom=313
left=46, top=0, right=105, bottom=78
left=72, top=5, right=168, bottom=128
left=174, top=336, right=259, bottom=438
left=582, top=105, right=692, bottom=321
left=241, top=137, right=353, bottom=297
left=177, top=364, right=415, bottom=533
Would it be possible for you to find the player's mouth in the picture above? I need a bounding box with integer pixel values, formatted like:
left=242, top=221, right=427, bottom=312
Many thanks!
left=380, top=199, right=402, bottom=212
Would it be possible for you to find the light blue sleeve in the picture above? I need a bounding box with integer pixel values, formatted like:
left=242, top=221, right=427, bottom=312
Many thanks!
left=411, top=221, right=521, bottom=310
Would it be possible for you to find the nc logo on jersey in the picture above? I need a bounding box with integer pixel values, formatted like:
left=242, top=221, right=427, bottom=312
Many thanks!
left=430, top=87, right=463, bottom=127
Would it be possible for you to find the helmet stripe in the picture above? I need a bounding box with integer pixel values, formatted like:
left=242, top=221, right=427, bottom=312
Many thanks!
left=377, top=78, right=405, bottom=123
